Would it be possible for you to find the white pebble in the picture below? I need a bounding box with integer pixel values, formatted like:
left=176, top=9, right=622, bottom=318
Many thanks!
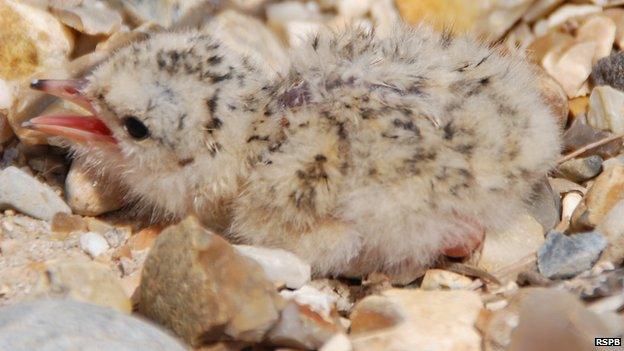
left=280, top=285, right=337, bottom=318
left=320, top=333, right=352, bottom=351
left=234, top=245, right=311, bottom=289
left=561, top=191, right=583, bottom=222
left=79, top=232, right=110, bottom=257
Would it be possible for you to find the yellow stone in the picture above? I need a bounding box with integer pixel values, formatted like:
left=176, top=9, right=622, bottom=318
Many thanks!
left=0, top=0, right=73, bottom=81
left=395, top=0, right=479, bottom=34
left=396, top=0, right=534, bottom=40
left=569, top=96, right=589, bottom=119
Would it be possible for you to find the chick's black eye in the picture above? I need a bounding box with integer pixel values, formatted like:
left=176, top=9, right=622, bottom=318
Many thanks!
left=122, top=116, right=149, bottom=140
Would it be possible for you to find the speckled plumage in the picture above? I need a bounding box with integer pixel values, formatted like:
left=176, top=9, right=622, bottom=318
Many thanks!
left=59, top=24, right=560, bottom=276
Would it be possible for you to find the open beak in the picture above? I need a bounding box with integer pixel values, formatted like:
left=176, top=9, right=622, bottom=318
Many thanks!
left=23, top=79, right=117, bottom=144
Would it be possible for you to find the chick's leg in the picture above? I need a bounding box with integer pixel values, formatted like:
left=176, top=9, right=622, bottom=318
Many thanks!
left=441, top=213, right=485, bottom=258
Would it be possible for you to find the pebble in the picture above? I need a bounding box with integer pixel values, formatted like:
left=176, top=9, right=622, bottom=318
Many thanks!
left=121, top=0, right=216, bottom=28
left=34, top=259, right=131, bottom=313
left=592, top=51, right=624, bottom=91
left=537, top=231, right=607, bottom=279
left=80, top=232, right=110, bottom=257
left=0, top=0, right=73, bottom=81
left=280, top=285, right=337, bottom=318
left=560, top=191, right=584, bottom=230
left=542, top=40, right=596, bottom=98
left=546, top=4, right=602, bottom=29
left=125, top=224, right=162, bottom=251
left=320, top=333, right=352, bottom=351
left=568, top=96, right=589, bottom=120
left=284, top=21, right=324, bottom=47
left=50, top=0, right=123, bottom=35
left=137, top=217, right=283, bottom=346
left=85, top=216, right=116, bottom=235
left=549, top=177, right=587, bottom=196
left=523, top=0, right=564, bottom=22
left=576, top=15, right=617, bottom=64
left=266, top=301, right=341, bottom=350
left=350, top=289, right=482, bottom=351
left=570, top=162, right=624, bottom=230
left=396, top=0, right=534, bottom=41
left=51, top=212, right=87, bottom=234
left=370, top=0, right=400, bottom=37
left=0, top=81, right=12, bottom=144
left=562, top=115, right=623, bottom=160
left=207, top=10, right=289, bottom=76
left=266, top=0, right=323, bottom=46
left=477, top=214, right=545, bottom=280
left=235, top=245, right=311, bottom=289
left=0, top=166, right=71, bottom=221
left=596, top=199, right=624, bottom=264
left=0, top=299, right=185, bottom=351
left=604, top=8, right=624, bottom=48
left=535, top=65, right=569, bottom=128
left=420, top=269, right=474, bottom=290
left=556, top=155, right=603, bottom=182
left=526, top=178, right=560, bottom=231
left=337, top=0, right=371, bottom=19
left=587, top=85, right=624, bottom=134
left=505, top=22, right=535, bottom=52
left=509, top=288, right=621, bottom=351
left=308, top=278, right=355, bottom=314
left=65, top=158, right=123, bottom=216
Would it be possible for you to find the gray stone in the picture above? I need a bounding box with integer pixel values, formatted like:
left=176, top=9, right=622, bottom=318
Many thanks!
left=0, top=299, right=186, bottom=351
left=556, top=155, right=603, bottom=183
left=527, top=178, right=560, bottom=231
left=0, top=166, right=70, bottom=221
left=538, top=231, right=608, bottom=279
left=591, top=50, right=624, bottom=92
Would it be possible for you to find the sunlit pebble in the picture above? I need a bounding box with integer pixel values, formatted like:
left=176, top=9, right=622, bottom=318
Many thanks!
left=79, top=232, right=110, bottom=257
left=561, top=191, right=583, bottom=221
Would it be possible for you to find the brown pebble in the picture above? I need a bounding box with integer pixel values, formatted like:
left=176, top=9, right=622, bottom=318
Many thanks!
left=51, top=212, right=87, bottom=234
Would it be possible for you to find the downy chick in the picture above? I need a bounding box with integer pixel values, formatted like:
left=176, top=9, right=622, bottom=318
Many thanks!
left=25, top=24, right=561, bottom=277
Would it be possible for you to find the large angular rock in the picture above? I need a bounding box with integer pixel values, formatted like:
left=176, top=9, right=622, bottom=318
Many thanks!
left=0, top=166, right=71, bottom=221
left=350, top=289, right=482, bottom=351
left=0, top=299, right=185, bottom=351
left=137, top=217, right=283, bottom=346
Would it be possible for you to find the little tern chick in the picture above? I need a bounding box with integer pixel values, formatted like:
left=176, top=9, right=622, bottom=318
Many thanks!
left=26, top=25, right=560, bottom=277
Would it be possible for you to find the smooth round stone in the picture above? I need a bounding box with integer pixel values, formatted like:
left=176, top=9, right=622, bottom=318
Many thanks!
left=0, top=299, right=186, bottom=351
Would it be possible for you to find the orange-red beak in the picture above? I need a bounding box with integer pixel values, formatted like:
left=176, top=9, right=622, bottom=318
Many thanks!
left=23, top=79, right=116, bottom=144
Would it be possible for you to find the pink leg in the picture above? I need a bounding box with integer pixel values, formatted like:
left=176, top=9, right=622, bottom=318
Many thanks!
left=442, top=214, right=485, bottom=258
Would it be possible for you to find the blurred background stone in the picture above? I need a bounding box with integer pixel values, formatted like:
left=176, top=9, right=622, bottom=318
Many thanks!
left=0, top=299, right=186, bottom=351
